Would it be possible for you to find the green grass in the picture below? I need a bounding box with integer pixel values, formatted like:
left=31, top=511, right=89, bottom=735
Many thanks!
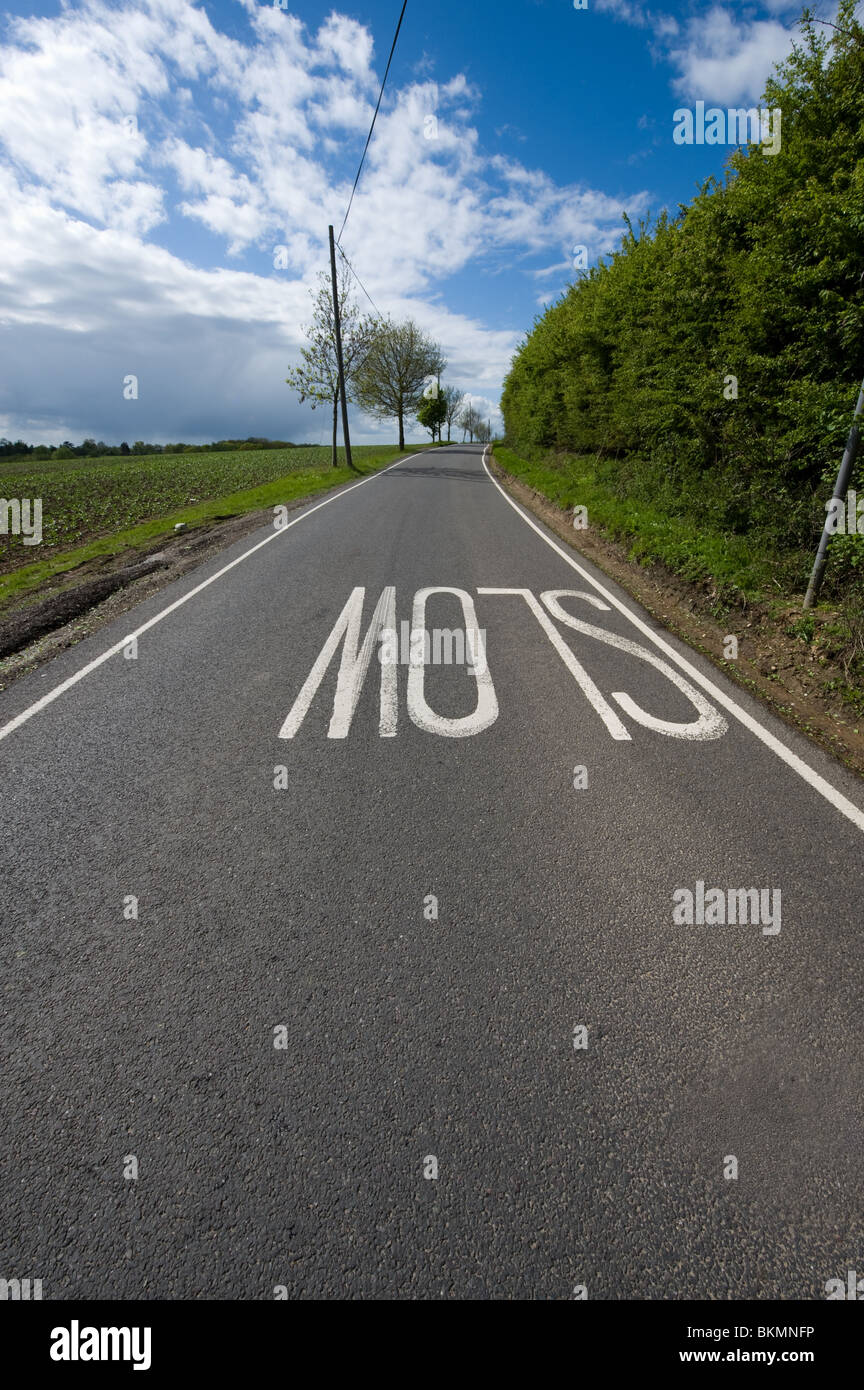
left=0, top=444, right=424, bottom=559
left=0, top=444, right=426, bottom=609
left=494, top=445, right=780, bottom=604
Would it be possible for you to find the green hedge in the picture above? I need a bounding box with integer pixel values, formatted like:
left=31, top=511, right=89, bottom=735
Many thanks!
left=500, top=4, right=864, bottom=599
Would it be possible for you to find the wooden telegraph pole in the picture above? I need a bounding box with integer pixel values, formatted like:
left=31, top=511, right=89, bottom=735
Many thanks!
left=328, top=225, right=353, bottom=470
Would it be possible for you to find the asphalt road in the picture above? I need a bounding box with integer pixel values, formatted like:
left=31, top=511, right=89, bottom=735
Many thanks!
left=1, top=443, right=862, bottom=1300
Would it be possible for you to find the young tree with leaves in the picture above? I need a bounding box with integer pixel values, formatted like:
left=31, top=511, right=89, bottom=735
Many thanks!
left=417, top=386, right=447, bottom=442
left=351, top=318, right=446, bottom=449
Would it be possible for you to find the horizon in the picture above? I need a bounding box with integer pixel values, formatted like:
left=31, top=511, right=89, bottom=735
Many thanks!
left=0, top=0, right=835, bottom=446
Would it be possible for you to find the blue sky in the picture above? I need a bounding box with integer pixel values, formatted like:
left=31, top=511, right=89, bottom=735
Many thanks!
left=0, top=0, right=834, bottom=445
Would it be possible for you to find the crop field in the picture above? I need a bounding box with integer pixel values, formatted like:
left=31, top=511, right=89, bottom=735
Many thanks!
left=0, top=444, right=411, bottom=567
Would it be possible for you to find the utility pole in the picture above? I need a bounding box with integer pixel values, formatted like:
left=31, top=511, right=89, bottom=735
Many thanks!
left=328, top=225, right=353, bottom=470
left=804, top=373, right=864, bottom=608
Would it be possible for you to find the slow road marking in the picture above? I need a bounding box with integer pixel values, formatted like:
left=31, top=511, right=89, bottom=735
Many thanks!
left=279, top=585, right=728, bottom=742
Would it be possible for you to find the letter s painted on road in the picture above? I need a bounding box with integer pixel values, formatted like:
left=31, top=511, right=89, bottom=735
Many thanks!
left=540, top=591, right=728, bottom=741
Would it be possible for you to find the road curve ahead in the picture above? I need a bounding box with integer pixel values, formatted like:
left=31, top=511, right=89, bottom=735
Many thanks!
left=1, top=443, right=862, bottom=1300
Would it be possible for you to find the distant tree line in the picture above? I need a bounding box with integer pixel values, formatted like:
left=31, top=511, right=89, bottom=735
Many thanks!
left=0, top=436, right=297, bottom=462
left=286, top=271, right=491, bottom=455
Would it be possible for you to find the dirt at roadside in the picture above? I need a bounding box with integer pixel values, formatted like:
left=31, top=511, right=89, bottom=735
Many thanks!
left=489, top=451, right=864, bottom=782
left=0, top=502, right=298, bottom=692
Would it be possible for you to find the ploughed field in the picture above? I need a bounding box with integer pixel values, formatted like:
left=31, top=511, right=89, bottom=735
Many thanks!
left=0, top=445, right=398, bottom=567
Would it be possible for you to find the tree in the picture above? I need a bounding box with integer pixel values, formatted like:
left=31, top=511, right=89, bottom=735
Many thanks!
left=441, top=385, right=464, bottom=443
left=458, top=402, right=483, bottom=442
left=416, top=388, right=447, bottom=442
left=286, top=267, right=373, bottom=467
left=352, top=318, right=446, bottom=449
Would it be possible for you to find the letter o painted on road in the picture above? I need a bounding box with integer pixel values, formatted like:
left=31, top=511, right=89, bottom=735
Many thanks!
left=406, top=588, right=498, bottom=737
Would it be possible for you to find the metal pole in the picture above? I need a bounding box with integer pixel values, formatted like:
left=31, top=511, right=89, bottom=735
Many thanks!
left=328, top=225, right=353, bottom=471
left=804, top=375, right=864, bottom=607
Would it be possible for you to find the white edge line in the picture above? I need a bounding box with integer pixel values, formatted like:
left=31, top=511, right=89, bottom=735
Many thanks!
left=482, top=445, right=864, bottom=835
left=0, top=451, right=423, bottom=745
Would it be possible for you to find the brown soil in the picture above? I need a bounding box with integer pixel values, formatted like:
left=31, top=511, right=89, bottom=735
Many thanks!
left=489, top=452, right=864, bottom=781
left=0, top=501, right=306, bottom=692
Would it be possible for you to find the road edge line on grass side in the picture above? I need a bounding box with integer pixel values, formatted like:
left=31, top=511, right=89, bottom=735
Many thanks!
left=481, top=445, right=864, bottom=836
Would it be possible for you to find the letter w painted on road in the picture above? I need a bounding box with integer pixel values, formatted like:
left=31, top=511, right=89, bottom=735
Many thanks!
left=279, top=586, right=397, bottom=739
left=279, top=586, right=497, bottom=741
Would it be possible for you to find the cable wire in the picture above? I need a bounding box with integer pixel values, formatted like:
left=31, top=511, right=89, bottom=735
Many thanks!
left=336, top=0, right=407, bottom=244
left=336, top=243, right=385, bottom=320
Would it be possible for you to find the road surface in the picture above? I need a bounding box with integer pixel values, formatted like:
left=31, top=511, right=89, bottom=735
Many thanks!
left=1, top=443, right=862, bottom=1299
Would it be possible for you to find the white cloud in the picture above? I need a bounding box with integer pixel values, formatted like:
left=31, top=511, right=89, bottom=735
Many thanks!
left=594, top=0, right=652, bottom=27
left=0, top=0, right=646, bottom=443
left=668, top=8, right=796, bottom=105
left=531, top=260, right=572, bottom=279
left=595, top=0, right=805, bottom=105
left=488, top=160, right=644, bottom=260
left=313, top=13, right=376, bottom=80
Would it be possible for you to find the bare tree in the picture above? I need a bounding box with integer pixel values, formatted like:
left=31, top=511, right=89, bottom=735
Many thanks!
left=286, top=268, right=373, bottom=467
left=458, top=402, right=483, bottom=442
left=352, top=318, right=446, bottom=449
left=441, top=385, right=464, bottom=443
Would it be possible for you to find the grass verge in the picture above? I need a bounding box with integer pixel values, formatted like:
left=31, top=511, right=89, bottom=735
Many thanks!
left=493, top=445, right=780, bottom=604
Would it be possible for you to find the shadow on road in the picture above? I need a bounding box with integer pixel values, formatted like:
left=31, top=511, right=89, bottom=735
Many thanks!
left=385, top=465, right=489, bottom=482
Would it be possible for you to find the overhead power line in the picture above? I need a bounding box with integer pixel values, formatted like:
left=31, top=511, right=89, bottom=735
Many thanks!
left=336, top=243, right=385, bottom=320
left=336, top=0, right=407, bottom=245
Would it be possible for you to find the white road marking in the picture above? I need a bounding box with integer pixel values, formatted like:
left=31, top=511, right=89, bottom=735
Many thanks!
left=482, top=446, right=864, bottom=833
left=279, top=586, right=398, bottom=740
left=280, top=583, right=727, bottom=742
left=0, top=453, right=422, bottom=746
left=540, top=590, right=727, bottom=741
left=477, top=588, right=631, bottom=741
left=406, top=588, right=498, bottom=737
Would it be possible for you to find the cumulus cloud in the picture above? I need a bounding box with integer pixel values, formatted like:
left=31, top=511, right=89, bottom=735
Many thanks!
left=0, top=0, right=643, bottom=443
left=668, top=8, right=796, bottom=105
left=595, top=0, right=808, bottom=105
